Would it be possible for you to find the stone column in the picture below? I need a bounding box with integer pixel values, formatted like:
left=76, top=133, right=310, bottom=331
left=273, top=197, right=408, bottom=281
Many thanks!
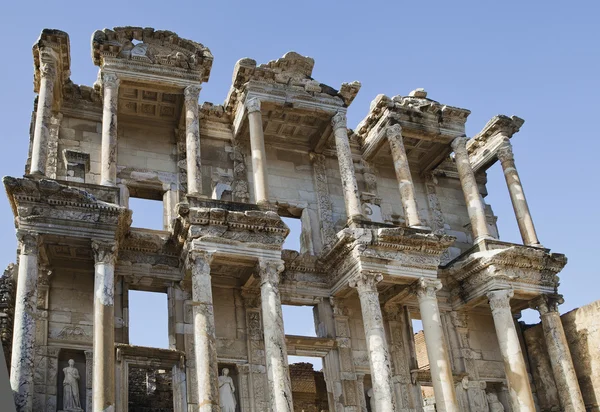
left=184, top=85, right=203, bottom=196
left=331, top=111, right=363, bottom=222
left=451, top=136, right=492, bottom=243
left=246, top=98, right=270, bottom=205
left=386, top=124, right=423, bottom=228
left=487, top=289, right=535, bottom=412
left=532, top=295, right=585, bottom=412
left=91, top=240, right=117, bottom=412
left=410, top=278, right=459, bottom=412
left=30, top=48, right=57, bottom=176
left=258, top=259, right=293, bottom=412
left=100, top=73, right=120, bottom=186
left=188, top=250, right=220, bottom=411
left=349, top=272, right=396, bottom=412
left=497, top=139, right=541, bottom=246
left=10, top=231, right=40, bottom=412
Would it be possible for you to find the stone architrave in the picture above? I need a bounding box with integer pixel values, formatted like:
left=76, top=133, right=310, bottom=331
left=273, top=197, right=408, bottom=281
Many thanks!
left=497, top=139, right=540, bottom=247
left=91, top=239, right=118, bottom=412
left=30, top=48, right=57, bottom=176
left=10, top=231, right=40, bottom=412
left=349, top=272, right=396, bottom=412
left=188, top=249, right=220, bottom=411
left=331, top=111, right=363, bottom=222
left=410, top=278, right=459, bottom=412
left=487, top=289, right=535, bottom=412
left=385, top=124, right=422, bottom=228
left=258, top=259, right=293, bottom=412
left=100, top=73, right=120, bottom=186
left=531, top=295, right=585, bottom=412
left=184, top=85, right=203, bottom=196
left=451, top=136, right=492, bottom=243
left=246, top=98, right=270, bottom=205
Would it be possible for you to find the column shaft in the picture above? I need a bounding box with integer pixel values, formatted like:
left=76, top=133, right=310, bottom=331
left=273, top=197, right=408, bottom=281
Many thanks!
left=497, top=139, right=540, bottom=246
left=30, top=51, right=56, bottom=176
left=100, top=73, right=120, bottom=186
left=92, top=240, right=118, bottom=412
left=386, top=124, right=422, bottom=227
left=246, top=98, right=270, bottom=205
left=487, top=289, right=535, bottom=412
left=10, top=232, right=39, bottom=412
left=451, top=137, right=492, bottom=242
left=189, top=250, right=220, bottom=411
left=259, top=259, right=293, bottom=412
left=332, top=111, right=363, bottom=221
left=350, top=273, right=396, bottom=412
left=412, top=279, right=459, bottom=412
left=185, top=85, right=203, bottom=195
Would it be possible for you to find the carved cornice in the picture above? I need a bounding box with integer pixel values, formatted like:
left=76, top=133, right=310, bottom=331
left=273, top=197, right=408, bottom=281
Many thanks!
left=92, top=240, right=118, bottom=265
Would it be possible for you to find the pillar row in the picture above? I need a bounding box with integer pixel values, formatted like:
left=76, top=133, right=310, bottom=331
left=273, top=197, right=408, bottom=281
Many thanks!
left=246, top=98, right=270, bottom=205
left=184, top=85, right=203, bottom=196
left=100, top=73, right=120, bottom=186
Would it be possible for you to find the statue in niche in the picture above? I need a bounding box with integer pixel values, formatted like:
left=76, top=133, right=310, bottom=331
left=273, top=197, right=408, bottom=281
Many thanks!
left=367, top=388, right=376, bottom=411
left=486, top=392, right=505, bottom=412
left=62, top=359, right=83, bottom=411
left=218, top=368, right=236, bottom=412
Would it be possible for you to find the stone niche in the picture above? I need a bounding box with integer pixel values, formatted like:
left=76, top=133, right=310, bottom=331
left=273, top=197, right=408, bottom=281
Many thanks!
left=57, top=349, right=87, bottom=412
left=217, top=363, right=240, bottom=412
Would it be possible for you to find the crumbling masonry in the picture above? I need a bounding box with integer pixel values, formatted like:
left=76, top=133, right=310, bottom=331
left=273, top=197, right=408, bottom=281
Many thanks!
left=3, top=27, right=598, bottom=412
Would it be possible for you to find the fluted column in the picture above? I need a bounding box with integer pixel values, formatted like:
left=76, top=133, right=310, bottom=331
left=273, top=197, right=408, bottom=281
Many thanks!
left=188, top=250, right=220, bottom=411
left=332, top=111, right=363, bottom=221
left=100, top=73, right=120, bottom=186
left=451, top=136, right=492, bottom=243
left=258, top=259, right=293, bottom=412
left=246, top=98, right=270, bottom=205
left=410, top=278, right=459, bottom=412
left=532, top=295, right=584, bottom=412
left=30, top=48, right=57, bottom=176
left=385, top=124, right=422, bottom=227
left=349, top=272, right=396, bottom=412
left=10, top=231, right=40, bottom=412
left=91, top=240, right=118, bottom=412
left=487, top=289, right=535, bottom=412
left=497, top=139, right=540, bottom=246
left=184, top=85, right=203, bottom=196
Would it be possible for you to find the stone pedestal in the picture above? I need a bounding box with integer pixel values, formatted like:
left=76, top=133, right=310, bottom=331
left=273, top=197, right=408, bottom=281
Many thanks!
left=91, top=240, right=117, bottom=412
left=184, top=85, right=203, bottom=196
left=188, top=250, right=220, bottom=411
left=10, top=231, right=40, bottom=412
left=497, top=139, right=540, bottom=246
left=100, top=73, right=120, bottom=186
left=451, top=137, right=492, bottom=243
left=258, top=259, right=293, bottom=412
left=349, top=272, right=396, bottom=412
left=386, top=124, right=422, bottom=228
left=30, top=48, right=56, bottom=176
left=487, top=289, right=535, bottom=412
left=246, top=98, right=270, bottom=205
left=411, top=278, right=459, bottom=412
left=532, top=295, right=584, bottom=412
left=331, top=111, right=363, bottom=222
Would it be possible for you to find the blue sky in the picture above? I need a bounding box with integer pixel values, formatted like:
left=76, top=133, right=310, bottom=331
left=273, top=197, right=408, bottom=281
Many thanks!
left=2, top=1, right=598, bottom=370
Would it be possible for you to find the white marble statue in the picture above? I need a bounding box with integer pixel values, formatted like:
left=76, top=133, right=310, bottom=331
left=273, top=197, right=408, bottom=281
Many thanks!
left=218, top=368, right=236, bottom=412
left=486, top=392, right=505, bottom=412
left=367, top=388, right=376, bottom=412
left=63, top=359, right=83, bottom=411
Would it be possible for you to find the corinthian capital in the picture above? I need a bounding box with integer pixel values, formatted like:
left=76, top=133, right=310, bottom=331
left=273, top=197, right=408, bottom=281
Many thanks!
left=17, top=231, right=39, bottom=256
left=184, top=85, right=201, bottom=104
left=451, top=136, right=469, bottom=153
left=496, top=138, right=514, bottom=163
left=91, top=240, right=118, bottom=265
left=102, top=73, right=120, bottom=90
left=409, top=277, right=442, bottom=300
left=530, top=294, right=563, bottom=315
left=187, top=249, right=214, bottom=274
left=385, top=123, right=403, bottom=139
left=349, top=272, right=383, bottom=293
left=487, top=289, right=514, bottom=313
left=331, top=111, right=347, bottom=131
left=258, top=259, right=285, bottom=285
left=245, top=97, right=261, bottom=113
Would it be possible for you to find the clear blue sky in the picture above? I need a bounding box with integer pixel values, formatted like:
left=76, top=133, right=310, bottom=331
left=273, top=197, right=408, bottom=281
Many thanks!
left=2, top=1, right=598, bottom=370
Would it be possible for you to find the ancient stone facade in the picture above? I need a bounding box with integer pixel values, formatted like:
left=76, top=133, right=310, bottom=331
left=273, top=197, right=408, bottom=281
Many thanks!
left=3, top=26, right=595, bottom=412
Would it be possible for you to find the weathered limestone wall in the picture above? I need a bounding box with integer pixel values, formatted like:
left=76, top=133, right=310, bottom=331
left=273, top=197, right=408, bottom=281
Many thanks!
left=466, top=312, right=505, bottom=381
left=414, top=330, right=429, bottom=368
left=524, top=300, right=600, bottom=412
left=57, top=116, right=102, bottom=183
left=118, top=123, right=177, bottom=174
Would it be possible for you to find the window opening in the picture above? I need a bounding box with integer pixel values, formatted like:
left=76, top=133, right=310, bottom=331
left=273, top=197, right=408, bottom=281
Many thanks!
left=128, top=290, right=169, bottom=349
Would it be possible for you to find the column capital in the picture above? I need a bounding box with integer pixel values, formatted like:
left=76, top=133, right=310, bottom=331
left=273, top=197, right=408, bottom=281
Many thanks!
left=531, top=294, right=563, bottom=315
left=409, top=277, right=442, bottom=300
left=450, top=135, right=469, bottom=152
left=348, top=271, right=383, bottom=293
left=38, top=47, right=58, bottom=78
left=183, top=84, right=201, bottom=103
left=17, top=230, right=39, bottom=255
left=91, top=239, right=118, bottom=265
left=486, top=289, right=514, bottom=313
left=385, top=123, right=403, bottom=139
left=496, top=138, right=514, bottom=163
left=258, top=258, right=285, bottom=285
left=308, top=151, right=326, bottom=163
left=331, top=111, right=347, bottom=131
left=102, top=72, right=120, bottom=90
left=187, top=249, right=214, bottom=270
left=245, top=97, right=261, bottom=113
